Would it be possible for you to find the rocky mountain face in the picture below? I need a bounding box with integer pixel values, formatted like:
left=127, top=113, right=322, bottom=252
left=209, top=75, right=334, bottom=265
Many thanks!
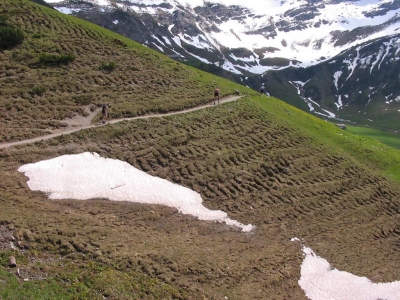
left=262, top=35, right=400, bottom=129
left=41, top=0, right=400, bottom=129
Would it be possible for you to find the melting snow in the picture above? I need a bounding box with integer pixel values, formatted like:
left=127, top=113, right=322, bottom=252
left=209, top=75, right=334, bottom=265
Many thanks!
left=335, top=95, right=343, bottom=110
left=333, top=71, right=343, bottom=90
left=151, top=42, right=164, bottom=52
left=18, top=152, right=254, bottom=232
left=17, top=151, right=400, bottom=298
left=162, top=36, right=172, bottom=46
left=56, top=7, right=74, bottom=14
left=298, top=245, right=400, bottom=300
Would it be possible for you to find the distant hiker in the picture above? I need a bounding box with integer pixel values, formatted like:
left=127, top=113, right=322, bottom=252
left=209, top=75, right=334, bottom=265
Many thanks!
left=102, top=103, right=109, bottom=123
left=259, top=85, right=265, bottom=94
left=214, top=86, right=220, bottom=104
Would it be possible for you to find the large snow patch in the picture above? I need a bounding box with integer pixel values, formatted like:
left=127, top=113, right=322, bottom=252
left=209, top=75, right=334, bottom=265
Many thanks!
left=18, top=152, right=254, bottom=232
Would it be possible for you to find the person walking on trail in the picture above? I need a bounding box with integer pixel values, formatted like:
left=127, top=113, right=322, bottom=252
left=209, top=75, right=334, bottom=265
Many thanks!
left=214, top=86, right=220, bottom=104
left=259, top=84, right=265, bottom=95
left=260, top=84, right=270, bottom=97
left=102, top=103, right=109, bottom=124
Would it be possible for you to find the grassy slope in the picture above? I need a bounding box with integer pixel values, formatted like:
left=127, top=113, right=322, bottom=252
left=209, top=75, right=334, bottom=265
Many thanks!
left=347, top=125, right=400, bottom=150
left=1, top=1, right=400, bottom=299
left=256, top=98, right=400, bottom=182
left=0, top=0, right=248, bottom=143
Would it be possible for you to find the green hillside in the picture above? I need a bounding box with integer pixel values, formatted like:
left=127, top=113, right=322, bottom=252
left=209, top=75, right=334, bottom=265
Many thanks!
left=0, top=0, right=248, bottom=143
left=347, top=125, right=400, bottom=150
left=1, top=1, right=400, bottom=299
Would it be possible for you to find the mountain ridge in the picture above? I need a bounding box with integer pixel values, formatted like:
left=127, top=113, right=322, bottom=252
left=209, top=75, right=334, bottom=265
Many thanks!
left=44, top=0, right=400, bottom=71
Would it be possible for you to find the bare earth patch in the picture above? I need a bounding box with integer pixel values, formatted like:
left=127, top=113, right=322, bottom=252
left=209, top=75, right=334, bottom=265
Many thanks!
left=61, top=105, right=101, bottom=128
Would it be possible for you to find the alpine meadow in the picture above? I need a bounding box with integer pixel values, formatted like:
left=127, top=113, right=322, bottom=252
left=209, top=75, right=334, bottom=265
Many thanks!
left=0, top=0, right=400, bottom=299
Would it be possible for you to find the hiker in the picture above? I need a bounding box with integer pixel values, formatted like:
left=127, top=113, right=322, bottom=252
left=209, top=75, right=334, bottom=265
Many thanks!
left=214, top=86, right=220, bottom=104
left=102, top=103, right=109, bottom=123
left=259, top=85, right=265, bottom=94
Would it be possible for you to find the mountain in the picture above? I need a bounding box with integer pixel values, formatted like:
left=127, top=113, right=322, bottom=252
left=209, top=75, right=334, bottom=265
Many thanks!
left=262, top=34, right=400, bottom=129
left=2, top=0, right=400, bottom=299
left=42, top=0, right=400, bottom=129
left=43, top=0, right=400, bottom=72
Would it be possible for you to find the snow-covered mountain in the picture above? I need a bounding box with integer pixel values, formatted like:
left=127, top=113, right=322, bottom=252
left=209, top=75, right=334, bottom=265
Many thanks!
left=44, top=0, right=400, bottom=73
left=261, top=34, right=400, bottom=127
left=41, top=0, right=400, bottom=128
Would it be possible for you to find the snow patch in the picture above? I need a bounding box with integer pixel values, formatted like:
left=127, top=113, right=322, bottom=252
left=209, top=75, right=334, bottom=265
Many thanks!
left=18, top=153, right=254, bottom=232
left=298, top=246, right=400, bottom=300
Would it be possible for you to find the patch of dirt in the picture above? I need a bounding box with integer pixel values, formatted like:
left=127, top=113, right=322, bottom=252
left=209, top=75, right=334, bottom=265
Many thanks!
left=61, top=105, right=101, bottom=128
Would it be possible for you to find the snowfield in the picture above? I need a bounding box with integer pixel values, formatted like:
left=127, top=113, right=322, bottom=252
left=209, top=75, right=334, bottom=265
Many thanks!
left=18, top=152, right=400, bottom=299
left=17, top=152, right=254, bottom=232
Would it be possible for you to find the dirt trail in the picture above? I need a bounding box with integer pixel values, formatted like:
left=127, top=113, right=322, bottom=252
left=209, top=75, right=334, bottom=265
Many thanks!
left=0, top=95, right=241, bottom=150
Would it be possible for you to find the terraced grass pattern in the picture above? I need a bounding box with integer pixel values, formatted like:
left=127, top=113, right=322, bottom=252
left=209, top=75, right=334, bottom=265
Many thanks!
left=0, top=1, right=399, bottom=299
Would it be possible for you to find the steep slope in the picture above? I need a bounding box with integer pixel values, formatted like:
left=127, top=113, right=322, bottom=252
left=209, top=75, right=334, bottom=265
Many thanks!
left=41, top=0, right=400, bottom=129
left=259, top=34, right=400, bottom=129
left=44, top=0, right=400, bottom=73
left=1, top=0, right=247, bottom=143
left=1, top=1, right=400, bottom=299
left=3, top=95, right=400, bottom=299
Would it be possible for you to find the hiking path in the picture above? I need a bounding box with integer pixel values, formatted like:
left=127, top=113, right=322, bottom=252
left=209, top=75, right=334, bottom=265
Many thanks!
left=0, top=95, right=241, bottom=150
